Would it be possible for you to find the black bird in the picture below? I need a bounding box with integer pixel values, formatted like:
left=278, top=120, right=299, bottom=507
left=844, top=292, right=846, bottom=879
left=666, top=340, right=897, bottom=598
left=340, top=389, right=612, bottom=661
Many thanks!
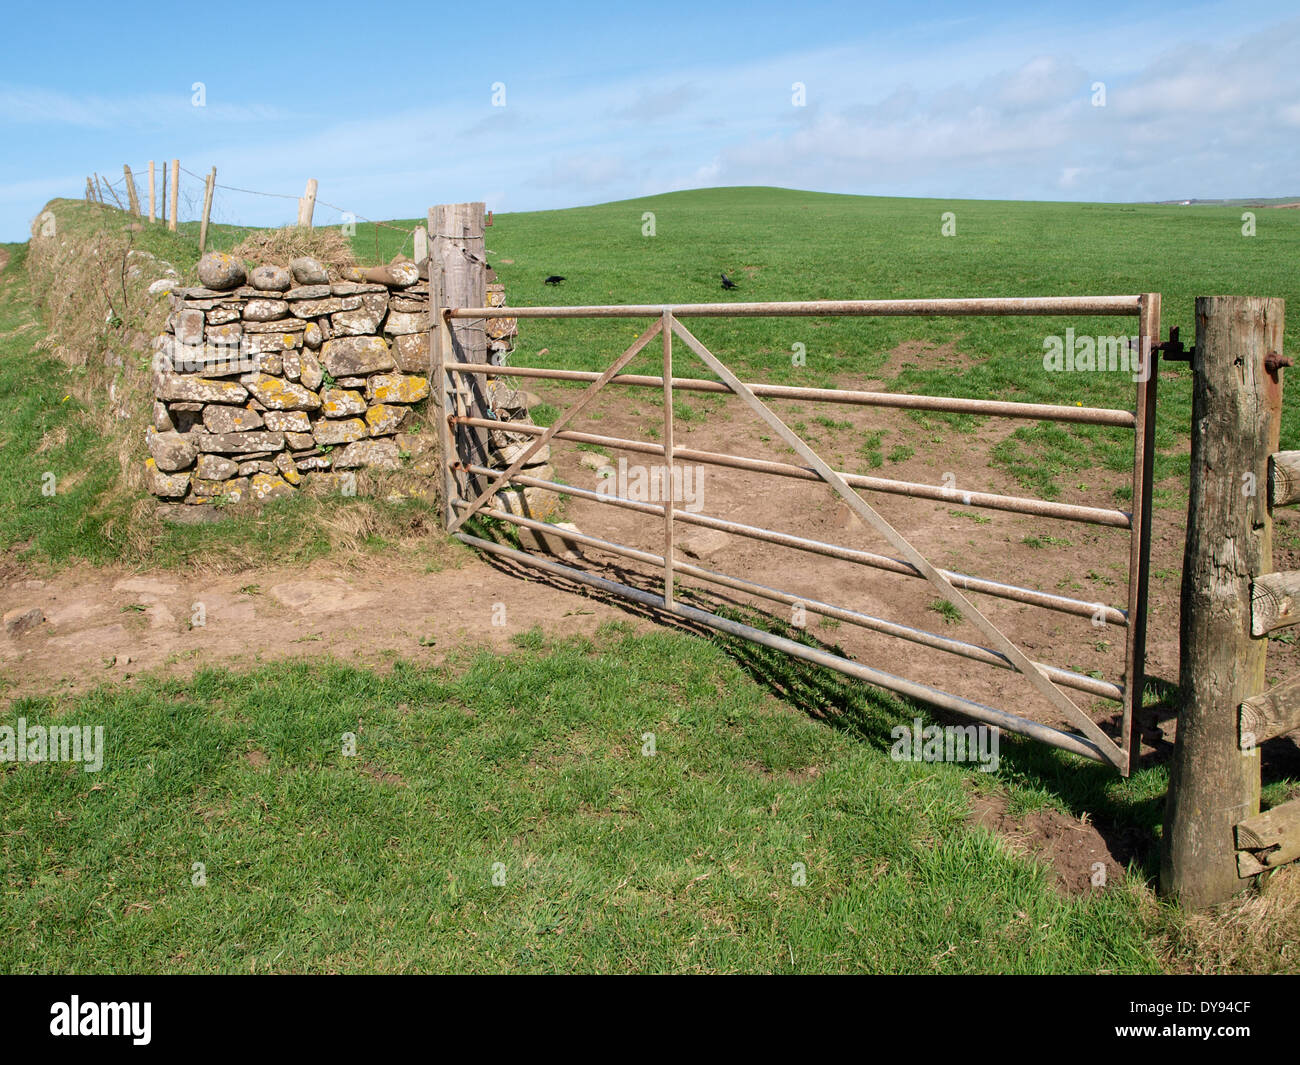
left=720, top=272, right=737, bottom=290
left=545, top=275, right=566, bottom=285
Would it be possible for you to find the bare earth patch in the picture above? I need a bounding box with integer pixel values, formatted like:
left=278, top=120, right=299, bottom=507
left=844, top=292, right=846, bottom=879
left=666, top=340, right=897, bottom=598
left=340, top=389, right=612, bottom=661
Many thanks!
left=968, top=791, right=1141, bottom=896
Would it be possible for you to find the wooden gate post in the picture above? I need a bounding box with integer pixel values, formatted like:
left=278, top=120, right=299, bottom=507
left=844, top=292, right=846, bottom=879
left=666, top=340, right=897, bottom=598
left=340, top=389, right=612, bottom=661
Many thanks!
left=1160, top=296, right=1286, bottom=908
left=429, top=203, right=490, bottom=525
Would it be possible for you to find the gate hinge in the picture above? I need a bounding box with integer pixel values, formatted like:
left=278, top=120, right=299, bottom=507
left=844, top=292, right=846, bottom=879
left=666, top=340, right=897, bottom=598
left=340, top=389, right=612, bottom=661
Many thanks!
left=1155, top=326, right=1192, bottom=362
left=1129, top=327, right=1193, bottom=363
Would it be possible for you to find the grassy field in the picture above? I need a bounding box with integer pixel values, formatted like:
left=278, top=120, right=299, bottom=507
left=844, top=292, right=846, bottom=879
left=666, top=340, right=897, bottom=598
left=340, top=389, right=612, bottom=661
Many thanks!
left=5, top=188, right=1300, bottom=973
left=0, top=622, right=1181, bottom=974
left=372, top=187, right=1300, bottom=501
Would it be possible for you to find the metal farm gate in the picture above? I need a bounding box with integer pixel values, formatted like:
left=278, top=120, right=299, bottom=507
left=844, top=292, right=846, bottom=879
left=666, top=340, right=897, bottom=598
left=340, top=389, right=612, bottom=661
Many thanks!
left=430, top=270, right=1160, bottom=776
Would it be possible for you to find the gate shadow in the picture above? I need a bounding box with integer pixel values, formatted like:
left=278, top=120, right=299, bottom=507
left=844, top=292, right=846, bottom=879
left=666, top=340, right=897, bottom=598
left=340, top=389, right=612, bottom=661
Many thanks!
left=467, top=532, right=1176, bottom=879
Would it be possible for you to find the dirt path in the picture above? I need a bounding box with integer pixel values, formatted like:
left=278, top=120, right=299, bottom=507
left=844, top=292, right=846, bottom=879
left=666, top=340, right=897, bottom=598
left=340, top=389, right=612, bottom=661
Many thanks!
left=0, top=553, right=649, bottom=700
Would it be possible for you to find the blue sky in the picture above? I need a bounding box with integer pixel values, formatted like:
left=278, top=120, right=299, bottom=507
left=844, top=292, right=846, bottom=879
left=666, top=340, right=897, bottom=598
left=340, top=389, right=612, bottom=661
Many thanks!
left=1, top=0, right=1297, bottom=240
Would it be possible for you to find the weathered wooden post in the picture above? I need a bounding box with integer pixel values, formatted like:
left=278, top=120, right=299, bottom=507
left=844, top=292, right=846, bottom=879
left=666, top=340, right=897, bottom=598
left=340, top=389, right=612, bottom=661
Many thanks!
left=168, top=159, right=179, bottom=232
left=123, top=164, right=141, bottom=217
left=297, top=178, right=318, bottom=228
left=198, top=167, right=216, bottom=253
left=147, top=161, right=156, bottom=223
left=1160, top=296, right=1285, bottom=908
left=429, top=203, right=490, bottom=527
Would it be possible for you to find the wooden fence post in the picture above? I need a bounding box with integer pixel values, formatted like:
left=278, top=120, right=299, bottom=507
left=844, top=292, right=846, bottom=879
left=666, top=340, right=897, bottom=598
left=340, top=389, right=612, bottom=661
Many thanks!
left=148, top=161, right=156, bottom=223
left=1160, top=296, right=1286, bottom=908
left=199, top=168, right=216, bottom=253
left=123, top=165, right=140, bottom=216
left=429, top=202, right=490, bottom=515
left=413, top=224, right=428, bottom=264
left=168, top=159, right=179, bottom=232
left=297, top=178, right=318, bottom=228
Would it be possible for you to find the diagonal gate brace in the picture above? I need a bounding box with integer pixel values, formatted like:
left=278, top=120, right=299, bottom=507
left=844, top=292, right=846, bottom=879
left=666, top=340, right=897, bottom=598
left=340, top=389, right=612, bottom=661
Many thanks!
left=669, top=317, right=1126, bottom=768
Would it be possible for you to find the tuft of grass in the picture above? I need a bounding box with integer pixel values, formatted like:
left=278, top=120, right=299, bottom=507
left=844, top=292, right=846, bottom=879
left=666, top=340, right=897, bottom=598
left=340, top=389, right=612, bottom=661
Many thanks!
left=929, top=598, right=964, bottom=625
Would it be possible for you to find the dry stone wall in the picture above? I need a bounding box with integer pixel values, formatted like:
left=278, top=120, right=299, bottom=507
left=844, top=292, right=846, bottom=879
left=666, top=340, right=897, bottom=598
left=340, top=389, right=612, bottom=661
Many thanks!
left=146, top=252, right=521, bottom=510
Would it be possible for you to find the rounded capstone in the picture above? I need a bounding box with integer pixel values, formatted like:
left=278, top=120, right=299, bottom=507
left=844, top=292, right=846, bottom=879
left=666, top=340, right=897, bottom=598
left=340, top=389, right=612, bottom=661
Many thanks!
left=290, top=257, right=330, bottom=286
left=196, top=252, right=247, bottom=292
left=250, top=264, right=292, bottom=291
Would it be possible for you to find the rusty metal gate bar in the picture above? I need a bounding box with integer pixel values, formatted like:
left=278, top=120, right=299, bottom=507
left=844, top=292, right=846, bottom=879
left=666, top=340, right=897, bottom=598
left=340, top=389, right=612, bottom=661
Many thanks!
left=435, top=294, right=1158, bottom=776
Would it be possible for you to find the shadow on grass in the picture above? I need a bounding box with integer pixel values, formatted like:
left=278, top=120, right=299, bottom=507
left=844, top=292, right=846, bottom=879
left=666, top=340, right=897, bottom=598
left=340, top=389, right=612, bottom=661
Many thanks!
left=464, top=521, right=1177, bottom=878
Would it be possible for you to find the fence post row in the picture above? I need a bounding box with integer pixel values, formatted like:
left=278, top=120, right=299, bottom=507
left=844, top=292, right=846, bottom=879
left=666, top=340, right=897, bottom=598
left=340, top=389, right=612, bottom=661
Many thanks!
left=1160, top=296, right=1289, bottom=908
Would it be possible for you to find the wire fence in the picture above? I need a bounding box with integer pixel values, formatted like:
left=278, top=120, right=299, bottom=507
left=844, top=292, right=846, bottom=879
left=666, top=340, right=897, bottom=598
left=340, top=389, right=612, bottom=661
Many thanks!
left=85, top=163, right=425, bottom=266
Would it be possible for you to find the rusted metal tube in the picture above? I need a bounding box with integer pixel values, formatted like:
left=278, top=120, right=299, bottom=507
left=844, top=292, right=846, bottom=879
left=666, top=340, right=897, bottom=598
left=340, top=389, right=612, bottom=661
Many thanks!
left=446, top=362, right=1138, bottom=429
left=460, top=462, right=1129, bottom=627
left=453, top=496, right=1122, bottom=701
left=455, top=531, right=1112, bottom=765
left=452, top=416, right=1132, bottom=529
left=447, top=295, right=1143, bottom=319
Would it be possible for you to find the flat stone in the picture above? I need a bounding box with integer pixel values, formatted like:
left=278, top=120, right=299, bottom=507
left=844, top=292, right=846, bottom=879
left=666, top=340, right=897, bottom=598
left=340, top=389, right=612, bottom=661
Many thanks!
left=367, top=373, right=429, bottom=404
left=249, top=472, right=296, bottom=501
left=364, top=404, right=410, bottom=435
left=256, top=353, right=283, bottom=375
left=384, top=310, right=426, bottom=335
left=498, top=441, right=551, bottom=467
left=243, top=298, right=289, bottom=322
left=196, top=454, right=240, bottom=480
left=203, top=404, right=264, bottom=434
left=195, top=430, right=286, bottom=454
left=206, top=322, right=243, bottom=343
left=321, top=389, right=367, bottom=417
left=197, top=252, right=247, bottom=291
left=147, top=429, right=198, bottom=472
left=155, top=374, right=249, bottom=405
left=389, top=296, right=426, bottom=314
left=244, top=318, right=305, bottom=334
left=238, top=460, right=280, bottom=476
left=192, top=475, right=250, bottom=502
left=240, top=330, right=301, bottom=354
left=295, top=456, right=332, bottom=472
left=330, top=297, right=388, bottom=336
left=330, top=281, right=387, bottom=295
left=292, top=296, right=358, bottom=317
left=176, top=286, right=233, bottom=299
left=391, top=332, right=429, bottom=372
left=282, top=351, right=302, bottom=381
left=242, top=373, right=322, bottom=411
left=321, top=335, right=394, bottom=376
left=284, top=431, right=315, bottom=450
left=284, top=284, right=332, bottom=301
left=290, top=257, right=330, bottom=286
left=145, top=457, right=190, bottom=497
left=152, top=400, right=174, bottom=432
left=299, top=350, right=323, bottom=391
left=275, top=451, right=301, bottom=485
left=4, top=606, right=46, bottom=636
left=263, top=411, right=311, bottom=433
left=174, top=308, right=204, bottom=346
left=333, top=437, right=401, bottom=470
left=312, top=418, right=368, bottom=445
left=206, top=305, right=241, bottom=325
left=250, top=265, right=291, bottom=292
